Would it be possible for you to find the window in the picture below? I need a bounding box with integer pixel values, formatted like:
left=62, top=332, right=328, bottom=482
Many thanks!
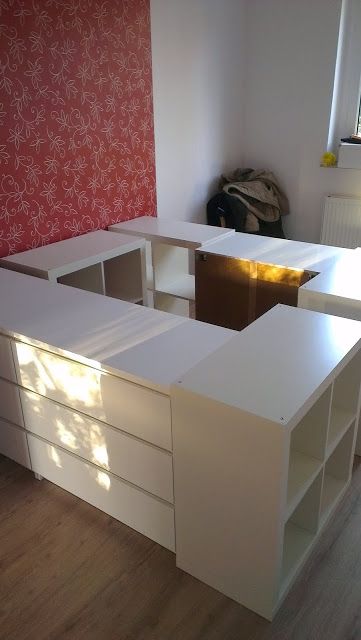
left=327, top=0, right=361, bottom=157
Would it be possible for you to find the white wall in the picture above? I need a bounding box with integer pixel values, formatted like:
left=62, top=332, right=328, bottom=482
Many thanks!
left=242, top=0, right=361, bottom=242
left=151, top=0, right=361, bottom=240
left=150, top=0, right=246, bottom=222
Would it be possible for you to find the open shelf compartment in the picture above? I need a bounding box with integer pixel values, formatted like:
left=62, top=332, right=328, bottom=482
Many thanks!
left=154, top=292, right=190, bottom=317
left=321, top=421, right=355, bottom=525
left=281, top=471, right=322, bottom=598
left=286, top=386, right=331, bottom=518
left=153, top=244, right=195, bottom=302
left=103, top=249, right=144, bottom=304
left=58, top=263, right=105, bottom=295
left=327, top=351, right=361, bottom=455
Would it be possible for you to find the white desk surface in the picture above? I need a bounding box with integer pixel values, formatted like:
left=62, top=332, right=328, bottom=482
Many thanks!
left=300, top=249, right=361, bottom=302
left=175, top=304, right=361, bottom=427
left=0, top=268, right=236, bottom=392
left=0, top=230, right=145, bottom=280
left=195, top=233, right=352, bottom=273
left=108, top=217, right=235, bottom=249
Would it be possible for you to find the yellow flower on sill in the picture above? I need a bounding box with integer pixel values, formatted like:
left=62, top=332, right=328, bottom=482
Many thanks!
left=320, top=151, right=337, bottom=167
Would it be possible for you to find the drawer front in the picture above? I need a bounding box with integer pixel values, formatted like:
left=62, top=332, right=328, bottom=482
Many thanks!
left=0, top=378, right=24, bottom=426
left=0, top=419, right=31, bottom=468
left=21, top=389, right=174, bottom=502
left=0, top=334, right=16, bottom=382
left=13, top=342, right=172, bottom=450
left=28, top=434, right=175, bottom=551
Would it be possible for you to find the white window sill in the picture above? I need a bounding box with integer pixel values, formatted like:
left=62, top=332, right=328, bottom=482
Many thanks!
left=337, top=142, right=361, bottom=169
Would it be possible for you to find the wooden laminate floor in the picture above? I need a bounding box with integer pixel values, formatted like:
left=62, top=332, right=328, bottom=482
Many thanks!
left=1, top=455, right=361, bottom=640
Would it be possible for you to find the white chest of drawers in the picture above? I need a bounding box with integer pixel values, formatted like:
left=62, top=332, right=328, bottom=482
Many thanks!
left=0, top=268, right=236, bottom=552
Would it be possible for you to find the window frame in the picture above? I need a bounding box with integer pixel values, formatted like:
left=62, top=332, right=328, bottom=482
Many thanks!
left=328, top=0, right=361, bottom=154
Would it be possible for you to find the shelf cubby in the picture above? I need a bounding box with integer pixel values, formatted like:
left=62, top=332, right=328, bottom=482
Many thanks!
left=281, top=471, right=322, bottom=596
left=286, top=453, right=322, bottom=520
left=328, top=352, right=361, bottom=455
left=103, top=251, right=144, bottom=304
left=153, top=244, right=195, bottom=300
left=281, top=524, right=314, bottom=597
left=286, top=386, right=331, bottom=517
left=327, top=407, right=355, bottom=457
left=154, top=292, right=190, bottom=317
left=58, top=263, right=105, bottom=295
left=321, top=421, right=355, bottom=525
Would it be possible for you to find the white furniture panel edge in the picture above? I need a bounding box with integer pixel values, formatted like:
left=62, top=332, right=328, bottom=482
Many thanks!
left=0, top=418, right=31, bottom=469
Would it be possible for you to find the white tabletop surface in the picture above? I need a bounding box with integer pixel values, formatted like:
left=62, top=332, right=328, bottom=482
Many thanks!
left=0, top=268, right=236, bottom=392
left=109, top=216, right=235, bottom=249
left=300, top=248, right=361, bottom=301
left=195, top=233, right=352, bottom=273
left=0, top=230, right=144, bottom=279
left=175, top=304, right=361, bottom=426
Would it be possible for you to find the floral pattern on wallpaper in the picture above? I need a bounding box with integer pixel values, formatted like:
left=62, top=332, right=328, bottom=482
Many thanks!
left=0, top=0, right=156, bottom=256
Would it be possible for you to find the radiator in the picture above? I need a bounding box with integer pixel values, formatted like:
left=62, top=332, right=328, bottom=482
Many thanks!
left=321, top=195, right=361, bottom=248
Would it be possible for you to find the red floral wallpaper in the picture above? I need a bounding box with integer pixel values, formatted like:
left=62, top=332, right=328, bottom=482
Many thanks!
left=0, top=0, right=156, bottom=257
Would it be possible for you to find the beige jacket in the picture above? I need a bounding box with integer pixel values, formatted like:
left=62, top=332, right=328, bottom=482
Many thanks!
left=220, top=169, right=289, bottom=232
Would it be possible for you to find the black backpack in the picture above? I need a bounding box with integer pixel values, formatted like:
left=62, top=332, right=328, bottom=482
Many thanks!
left=207, top=191, right=286, bottom=238
left=206, top=192, right=247, bottom=232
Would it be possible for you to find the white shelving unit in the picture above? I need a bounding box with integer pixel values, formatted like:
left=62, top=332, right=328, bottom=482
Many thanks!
left=171, top=305, right=361, bottom=620
left=108, top=217, right=235, bottom=316
left=298, top=248, right=361, bottom=323
left=0, top=230, right=149, bottom=306
left=298, top=248, right=361, bottom=456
